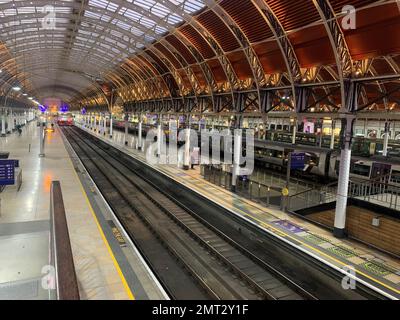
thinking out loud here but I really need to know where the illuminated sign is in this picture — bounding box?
[0,160,16,185]
[39,105,48,113]
[60,103,69,113]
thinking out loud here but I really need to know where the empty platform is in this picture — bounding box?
[0,121,165,300]
[78,122,400,300]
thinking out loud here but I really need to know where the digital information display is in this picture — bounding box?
[0,160,16,186]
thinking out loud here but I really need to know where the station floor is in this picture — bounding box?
[79,122,400,300]
[0,121,166,300]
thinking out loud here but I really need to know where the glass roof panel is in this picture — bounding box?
[0,0,207,100]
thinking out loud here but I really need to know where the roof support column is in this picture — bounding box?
[183,128,191,171]
[98,114,102,134]
[157,120,163,158]
[10,111,15,132]
[330,119,336,150]
[292,119,297,145]
[231,129,242,192]
[1,110,6,137]
[103,115,107,136]
[109,114,113,139]
[124,113,129,146]
[90,114,94,130]
[7,110,12,134]
[138,116,143,151]
[334,129,351,238]
[93,114,97,132]
[382,122,390,157]
[334,81,357,238]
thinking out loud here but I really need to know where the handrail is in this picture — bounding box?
[351,173,392,185]
[288,179,338,199]
[50,181,80,300]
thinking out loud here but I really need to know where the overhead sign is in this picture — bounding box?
[291,152,306,170]
[0,160,16,185]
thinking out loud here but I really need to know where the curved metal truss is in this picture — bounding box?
[0,0,206,102]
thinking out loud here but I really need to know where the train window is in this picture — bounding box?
[276,125,282,130]
[350,163,371,177]
[270,124,276,130]
[262,149,283,158]
[391,170,400,183]
[305,154,319,166]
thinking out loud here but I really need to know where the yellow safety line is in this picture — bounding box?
[204,188,400,296]
[84,126,400,297]
[122,137,399,296]
[68,150,135,300]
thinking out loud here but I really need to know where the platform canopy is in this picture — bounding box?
[0,0,399,114]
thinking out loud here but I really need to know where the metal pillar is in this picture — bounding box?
[124,114,129,146]
[382,122,390,157]
[1,112,6,137]
[109,115,113,138]
[231,130,242,192]
[334,116,355,238]
[39,121,45,157]
[10,112,15,131]
[138,121,142,151]
[7,111,11,134]
[183,128,191,170]
[157,123,162,157]
[291,119,297,144]
[283,152,292,212]
[330,119,336,149]
[98,115,102,133]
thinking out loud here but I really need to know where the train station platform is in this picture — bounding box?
[0,121,166,300]
[78,123,400,300]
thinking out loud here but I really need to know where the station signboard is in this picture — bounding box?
[0,160,16,186]
[291,153,306,170]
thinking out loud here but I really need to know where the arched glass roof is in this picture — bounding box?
[0,0,399,112]
[0,0,206,101]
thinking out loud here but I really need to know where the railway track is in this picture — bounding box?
[63,126,313,300]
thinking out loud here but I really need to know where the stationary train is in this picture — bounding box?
[112,121,400,185]
[251,139,400,184]
[263,130,400,158]
[57,113,74,126]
